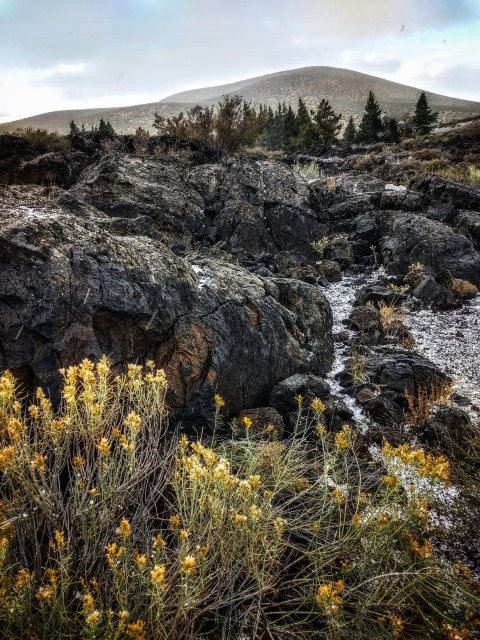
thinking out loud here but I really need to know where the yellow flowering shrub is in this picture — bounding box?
[0,359,477,639]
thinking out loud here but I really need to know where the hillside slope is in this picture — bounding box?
[1,66,479,134]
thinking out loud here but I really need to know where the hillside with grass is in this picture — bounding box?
[1,66,479,134]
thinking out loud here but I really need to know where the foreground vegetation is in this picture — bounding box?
[0,358,478,639]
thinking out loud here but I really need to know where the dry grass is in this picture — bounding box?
[326,176,337,192]
[449,278,479,299]
[348,349,367,384]
[425,163,480,186]
[412,148,442,161]
[0,359,478,640]
[353,154,374,171]
[404,380,453,426]
[292,161,320,180]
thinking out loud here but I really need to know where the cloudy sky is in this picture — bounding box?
[0,0,479,123]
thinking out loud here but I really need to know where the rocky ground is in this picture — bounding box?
[1,129,479,572]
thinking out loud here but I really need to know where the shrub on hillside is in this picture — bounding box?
[0,359,478,639]
[12,127,69,153]
[153,95,264,154]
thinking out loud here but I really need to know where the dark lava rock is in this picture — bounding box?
[420,406,474,453]
[0,186,334,423]
[269,374,331,418]
[454,210,480,250]
[348,305,383,334]
[70,153,329,257]
[355,283,403,306]
[412,275,459,309]
[324,236,354,268]
[17,151,90,188]
[363,392,405,430]
[410,174,480,212]
[363,346,450,402]
[237,406,285,437]
[317,260,342,282]
[378,211,480,286]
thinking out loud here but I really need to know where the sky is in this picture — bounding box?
[0,0,479,123]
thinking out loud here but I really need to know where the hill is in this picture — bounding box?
[1,66,479,134]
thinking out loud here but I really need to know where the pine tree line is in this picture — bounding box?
[259,91,438,151]
[67,91,438,152]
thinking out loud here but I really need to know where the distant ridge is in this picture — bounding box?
[1,66,479,134]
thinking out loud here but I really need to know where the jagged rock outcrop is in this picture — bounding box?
[0,186,333,422]
[69,153,329,256]
[410,174,480,212]
[378,211,480,286]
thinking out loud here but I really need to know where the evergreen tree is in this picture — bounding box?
[412,92,439,135]
[358,91,384,143]
[283,104,299,149]
[311,99,342,147]
[343,116,357,146]
[383,117,400,143]
[297,98,310,130]
[69,120,79,136]
[98,118,116,137]
[294,98,315,151]
[270,104,285,149]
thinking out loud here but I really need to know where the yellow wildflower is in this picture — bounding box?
[127,620,146,640]
[50,529,66,551]
[233,512,248,527]
[150,564,166,586]
[118,609,129,623]
[180,555,197,576]
[242,416,253,430]
[28,405,40,419]
[249,504,262,521]
[36,585,55,604]
[31,453,47,473]
[311,397,325,412]
[97,437,111,457]
[116,518,131,538]
[124,412,142,433]
[7,418,23,440]
[83,592,95,611]
[214,393,225,408]
[0,446,15,470]
[169,514,181,529]
[134,550,148,568]
[334,425,353,450]
[315,580,344,614]
[295,394,304,405]
[72,456,85,469]
[119,434,133,453]
[389,614,404,638]
[332,487,347,504]
[105,542,125,566]
[383,475,400,489]
[15,568,33,590]
[85,610,101,626]
[152,534,166,550]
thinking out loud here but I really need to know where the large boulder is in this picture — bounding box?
[69,154,207,246]
[17,151,90,187]
[410,174,480,212]
[378,211,480,286]
[0,186,333,423]
[70,154,329,257]
[363,346,449,400]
